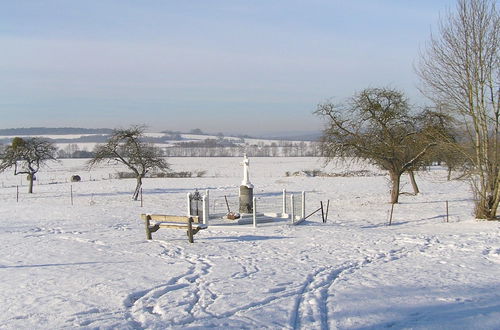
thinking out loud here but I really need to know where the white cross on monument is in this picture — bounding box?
[241,154,254,188]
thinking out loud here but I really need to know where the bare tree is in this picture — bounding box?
[88,126,169,200]
[315,88,446,204]
[417,0,499,219]
[0,137,58,193]
[423,116,471,181]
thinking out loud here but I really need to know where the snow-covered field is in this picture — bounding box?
[1,157,499,329]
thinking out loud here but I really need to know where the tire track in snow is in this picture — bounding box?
[291,245,416,330]
[290,262,359,330]
[183,242,406,328]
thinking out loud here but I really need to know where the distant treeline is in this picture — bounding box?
[54,140,320,158]
[0,127,114,136]
[162,141,320,157]
[0,129,320,158]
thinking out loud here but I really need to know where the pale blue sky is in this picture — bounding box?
[0,0,456,135]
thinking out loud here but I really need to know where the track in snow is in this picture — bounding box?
[124,242,215,328]
[289,242,429,330]
[118,234,436,329]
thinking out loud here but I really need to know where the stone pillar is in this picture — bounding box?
[239,185,254,213]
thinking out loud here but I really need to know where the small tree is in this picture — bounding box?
[88,126,169,200]
[190,128,204,135]
[315,88,447,203]
[422,115,470,181]
[0,137,57,193]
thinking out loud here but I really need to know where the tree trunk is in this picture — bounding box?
[390,171,401,204]
[489,173,500,220]
[447,167,452,181]
[408,170,419,195]
[475,195,494,220]
[133,176,142,201]
[475,182,500,220]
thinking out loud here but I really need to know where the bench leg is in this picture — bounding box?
[187,217,194,243]
[145,215,152,240]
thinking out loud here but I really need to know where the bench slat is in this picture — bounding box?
[158,223,208,230]
[141,214,200,223]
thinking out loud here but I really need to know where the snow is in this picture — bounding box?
[0,157,499,329]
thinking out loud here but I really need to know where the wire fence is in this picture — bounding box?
[207,189,304,216]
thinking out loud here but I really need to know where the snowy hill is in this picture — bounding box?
[0,128,320,158]
[0,157,499,328]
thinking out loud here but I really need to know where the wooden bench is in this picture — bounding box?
[141,214,207,243]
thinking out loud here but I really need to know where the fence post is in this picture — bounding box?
[16,185,19,203]
[203,195,208,225]
[325,200,330,222]
[205,189,210,220]
[187,193,192,216]
[282,189,287,215]
[446,201,449,223]
[71,185,74,206]
[389,203,395,226]
[290,194,295,224]
[253,196,257,228]
[320,201,325,223]
[301,191,305,219]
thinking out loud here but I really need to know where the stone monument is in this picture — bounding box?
[239,154,254,213]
